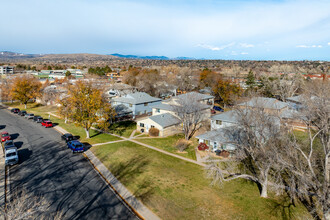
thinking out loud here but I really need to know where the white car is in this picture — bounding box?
[5,147,19,166]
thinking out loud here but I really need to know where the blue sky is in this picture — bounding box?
[1,0,330,60]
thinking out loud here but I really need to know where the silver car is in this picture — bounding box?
[24,113,34,119]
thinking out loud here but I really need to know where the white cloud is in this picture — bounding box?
[296,45,322,48]
[196,43,235,51]
[241,52,249,55]
[328,42,330,46]
[240,43,254,48]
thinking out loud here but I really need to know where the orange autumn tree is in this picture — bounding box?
[213,79,242,108]
[10,75,41,109]
[60,80,115,138]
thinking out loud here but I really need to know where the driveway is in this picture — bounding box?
[0,107,138,220]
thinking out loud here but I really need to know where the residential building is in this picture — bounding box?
[137,92,214,137]
[105,83,136,99]
[238,97,289,115]
[196,127,237,152]
[0,66,14,74]
[197,97,287,153]
[111,92,162,118]
[137,113,181,136]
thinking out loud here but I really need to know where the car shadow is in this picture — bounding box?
[73,136,80,140]
[52,123,59,127]
[18,148,32,164]
[82,142,92,151]
[11,133,20,140]
[15,141,24,149]
[0,125,6,130]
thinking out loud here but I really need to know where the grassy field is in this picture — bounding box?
[4,102,122,145]
[91,141,308,220]
[137,134,197,160]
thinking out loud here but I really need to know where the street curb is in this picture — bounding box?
[52,124,160,220]
[83,153,144,220]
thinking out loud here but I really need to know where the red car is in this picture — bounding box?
[1,132,11,142]
[41,120,53,128]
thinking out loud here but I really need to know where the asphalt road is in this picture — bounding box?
[0,107,138,220]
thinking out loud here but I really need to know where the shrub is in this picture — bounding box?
[197,143,209,151]
[175,139,191,152]
[149,127,159,136]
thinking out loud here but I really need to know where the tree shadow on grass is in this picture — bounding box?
[111,155,155,203]
[267,196,297,220]
[90,131,102,138]
[108,121,136,136]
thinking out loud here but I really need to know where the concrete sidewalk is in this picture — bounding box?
[52,124,160,220]
[84,151,160,220]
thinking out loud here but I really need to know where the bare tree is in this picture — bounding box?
[276,81,330,220]
[206,105,283,198]
[172,93,209,140]
[273,73,304,101]
[1,190,63,220]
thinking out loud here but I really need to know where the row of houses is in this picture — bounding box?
[196,96,305,155]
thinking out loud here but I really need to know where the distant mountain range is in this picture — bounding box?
[110,53,195,60]
[0,51,196,61]
[0,51,42,59]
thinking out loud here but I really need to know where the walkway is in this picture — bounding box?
[52,122,160,220]
[49,112,206,167]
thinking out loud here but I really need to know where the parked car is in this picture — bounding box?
[1,131,11,142]
[67,140,84,153]
[5,147,19,166]
[61,133,74,142]
[41,120,53,128]
[18,110,27,116]
[3,140,16,150]
[36,117,43,123]
[25,113,34,119]
[33,115,43,123]
[213,106,224,112]
[11,108,20,114]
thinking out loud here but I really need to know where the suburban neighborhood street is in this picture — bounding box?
[0,107,138,220]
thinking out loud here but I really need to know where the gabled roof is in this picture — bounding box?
[196,127,238,143]
[211,110,241,124]
[114,104,132,116]
[175,92,214,100]
[152,103,174,111]
[238,97,288,110]
[112,92,162,105]
[148,113,180,128]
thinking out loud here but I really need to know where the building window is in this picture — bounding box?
[151,125,155,128]
[144,103,148,106]
[156,108,160,113]
[216,120,222,125]
[129,104,132,107]
[140,123,144,127]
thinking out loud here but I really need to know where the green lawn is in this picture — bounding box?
[107,121,136,138]
[91,141,308,220]
[4,102,121,145]
[137,134,197,160]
